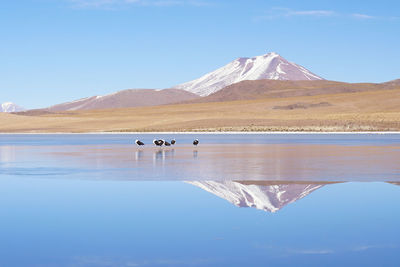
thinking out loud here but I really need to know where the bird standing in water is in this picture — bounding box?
[171,139,176,145]
[193,139,199,146]
[135,139,144,146]
[153,139,162,146]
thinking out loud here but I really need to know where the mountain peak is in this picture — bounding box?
[237,52,280,60]
[173,52,323,96]
[1,102,25,113]
[261,51,280,58]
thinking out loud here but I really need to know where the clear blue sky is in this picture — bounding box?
[1,0,399,109]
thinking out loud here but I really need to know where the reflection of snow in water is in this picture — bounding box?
[187,180,325,212]
[0,146,16,167]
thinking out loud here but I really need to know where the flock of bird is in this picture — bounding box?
[135,138,199,146]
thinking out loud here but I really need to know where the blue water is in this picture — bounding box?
[0,134,400,266]
[1,133,400,146]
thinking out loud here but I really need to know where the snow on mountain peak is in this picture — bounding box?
[1,102,25,113]
[173,52,323,96]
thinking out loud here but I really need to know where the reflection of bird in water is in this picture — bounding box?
[153,149,175,164]
[193,139,199,146]
[135,149,144,161]
[135,139,144,146]
[171,139,176,145]
[164,149,175,158]
[193,150,198,158]
[155,149,163,160]
[164,141,171,146]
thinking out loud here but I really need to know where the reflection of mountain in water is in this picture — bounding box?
[187,181,334,212]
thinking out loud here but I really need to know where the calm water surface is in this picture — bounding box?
[0,134,399,266]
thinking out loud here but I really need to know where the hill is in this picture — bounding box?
[186,80,400,103]
[46,89,200,112]
[2,87,400,132]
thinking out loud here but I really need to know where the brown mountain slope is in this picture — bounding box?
[2,88,400,132]
[47,89,200,112]
[185,80,399,103]
[384,79,400,86]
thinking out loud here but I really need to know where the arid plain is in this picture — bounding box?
[1,83,400,133]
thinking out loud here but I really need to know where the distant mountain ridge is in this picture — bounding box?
[24,78,400,113]
[13,52,400,112]
[173,52,323,96]
[1,102,25,112]
[46,89,199,112]
[41,52,323,112]
[184,79,400,104]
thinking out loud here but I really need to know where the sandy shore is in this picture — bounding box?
[1,131,399,135]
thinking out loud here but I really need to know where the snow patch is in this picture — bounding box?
[1,102,25,112]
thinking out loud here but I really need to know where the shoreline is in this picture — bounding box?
[1,131,400,135]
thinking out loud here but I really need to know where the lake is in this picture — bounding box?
[0,133,400,266]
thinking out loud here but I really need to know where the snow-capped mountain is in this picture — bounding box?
[173,52,324,96]
[187,181,325,212]
[1,102,25,112]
